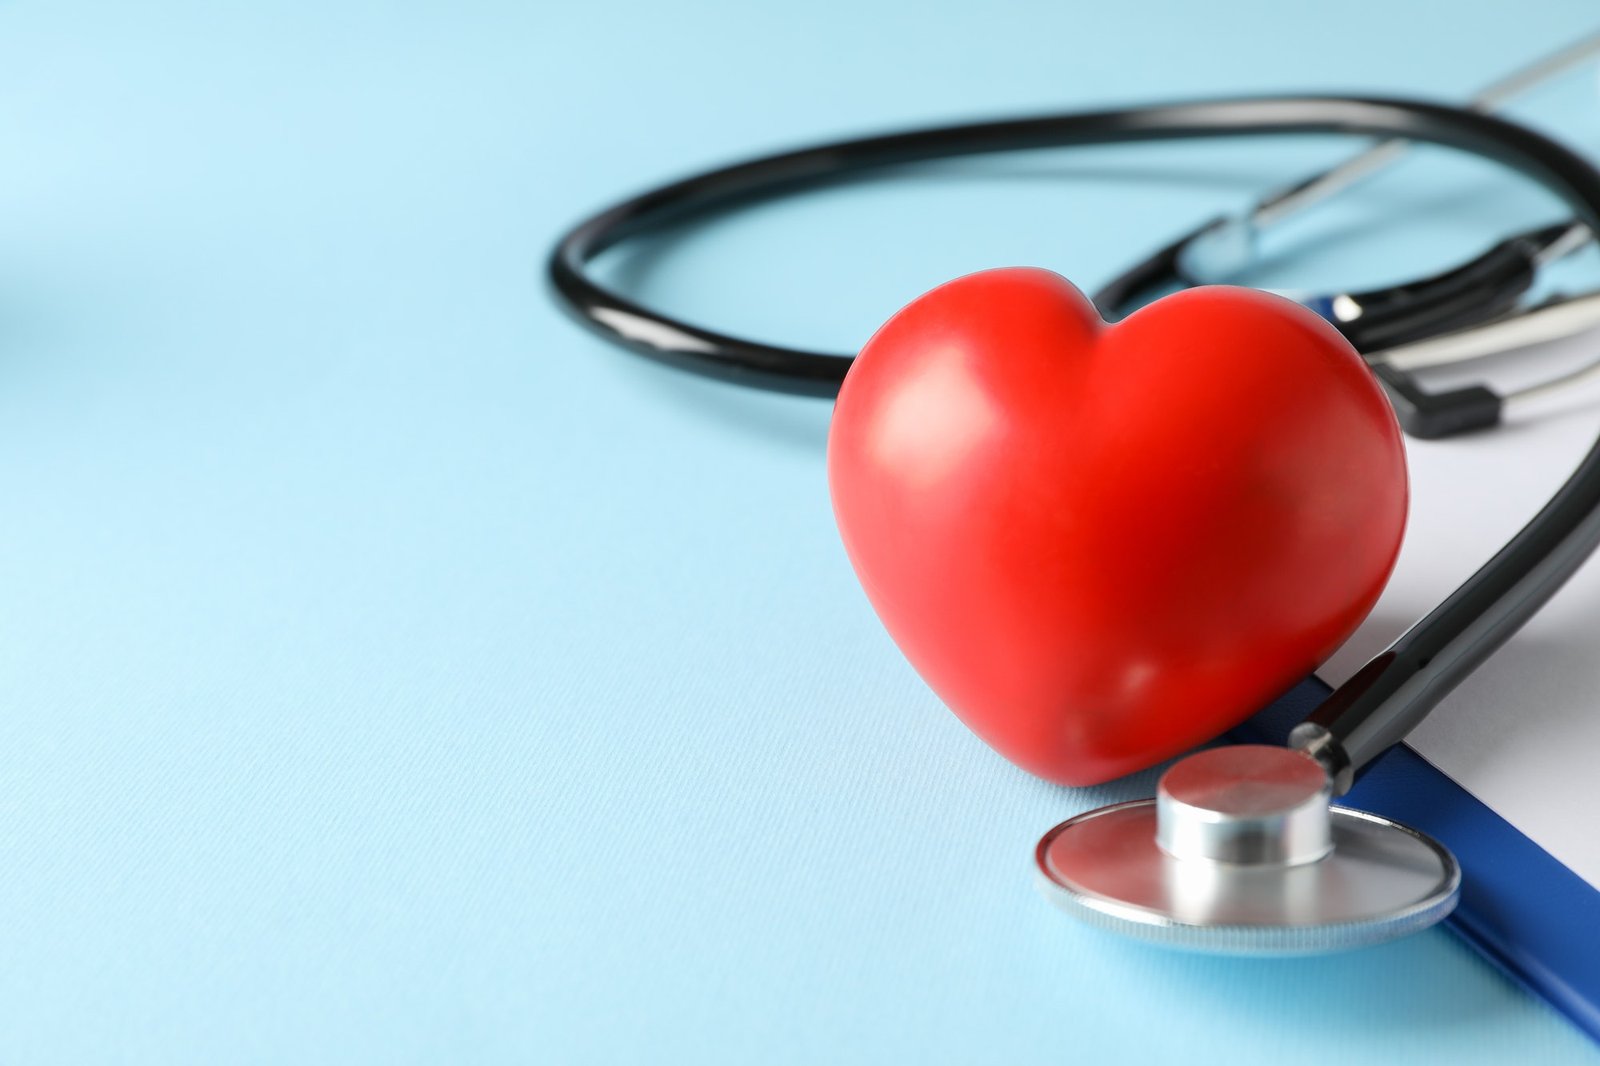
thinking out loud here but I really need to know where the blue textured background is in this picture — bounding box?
[2,1,1599,1061]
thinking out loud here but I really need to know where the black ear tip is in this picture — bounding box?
[1371,364,1503,440]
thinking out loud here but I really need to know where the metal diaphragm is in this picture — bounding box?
[1035,746,1461,954]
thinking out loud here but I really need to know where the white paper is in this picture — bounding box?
[1317,324,1600,891]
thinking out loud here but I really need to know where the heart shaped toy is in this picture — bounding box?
[828,268,1407,786]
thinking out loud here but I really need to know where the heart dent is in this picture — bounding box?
[828,267,1407,787]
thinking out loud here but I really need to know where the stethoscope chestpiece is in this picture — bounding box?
[1035,745,1460,955]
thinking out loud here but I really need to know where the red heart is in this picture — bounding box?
[828,268,1406,786]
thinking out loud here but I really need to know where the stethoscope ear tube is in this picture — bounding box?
[550,96,1600,783]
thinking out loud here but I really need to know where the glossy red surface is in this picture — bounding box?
[828,268,1407,786]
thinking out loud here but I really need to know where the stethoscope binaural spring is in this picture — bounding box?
[549,94,1600,952]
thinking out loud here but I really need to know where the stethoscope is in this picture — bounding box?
[549,86,1600,953]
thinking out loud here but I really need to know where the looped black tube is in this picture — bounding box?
[549,96,1600,788]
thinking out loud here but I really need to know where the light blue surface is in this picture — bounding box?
[3,1,1600,1061]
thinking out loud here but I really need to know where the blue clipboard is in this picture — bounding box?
[1238,679,1600,1044]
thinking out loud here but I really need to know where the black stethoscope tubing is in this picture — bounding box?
[549,96,1600,792]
